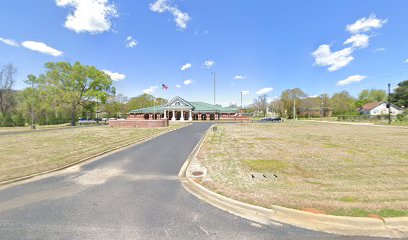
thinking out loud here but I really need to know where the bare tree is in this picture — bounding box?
[0,63,17,115]
[253,94,268,116]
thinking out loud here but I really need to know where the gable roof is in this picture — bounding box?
[359,101,403,111]
[360,101,384,111]
[164,96,193,109]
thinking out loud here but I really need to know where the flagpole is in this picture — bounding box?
[153,97,156,119]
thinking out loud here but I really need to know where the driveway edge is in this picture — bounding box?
[1,124,187,187]
[181,124,408,238]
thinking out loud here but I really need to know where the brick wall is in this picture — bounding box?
[109,119,169,128]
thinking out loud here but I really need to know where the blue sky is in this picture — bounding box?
[1,0,408,106]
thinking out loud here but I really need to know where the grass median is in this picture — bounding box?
[197,121,408,217]
[0,123,187,182]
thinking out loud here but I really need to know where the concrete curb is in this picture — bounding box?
[180,124,408,238]
[0,125,187,187]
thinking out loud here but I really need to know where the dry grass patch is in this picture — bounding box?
[0,123,186,182]
[197,121,408,217]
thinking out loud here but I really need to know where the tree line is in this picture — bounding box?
[248,83,407,118]
[0,62,166,127]
[1,61,407,126]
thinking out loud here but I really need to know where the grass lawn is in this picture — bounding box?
[197,121,408,217]
[0,123,186,182]
[0,123,74,132]
[301,117,408,126]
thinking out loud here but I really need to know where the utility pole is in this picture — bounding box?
[293,98,296,120]
[240,91,243,123]
[212,72,217,121]
[388,83,391,125]
[30,79,35,130]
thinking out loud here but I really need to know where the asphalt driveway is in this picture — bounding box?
[0,123,387,239]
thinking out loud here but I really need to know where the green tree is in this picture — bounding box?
[38,62,115,126]
[390,80,408,107]
[356,89,386,107]
[279,88,308,118]
[331,91,356,115]
[127,93,156,110]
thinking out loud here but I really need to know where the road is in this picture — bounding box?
[0,123,386,239]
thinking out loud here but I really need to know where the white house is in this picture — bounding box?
[358,101,404,115]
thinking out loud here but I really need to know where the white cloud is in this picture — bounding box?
[103,70,126,81]
[312,44,354,72]
[404,59,408,64]
[204,60,215,69]
[21,41,63,57]
[183,79,193,85]
[56,0,118,34]
[241,90,250,95]
[176,84,181,88]
[229,83,235,87]
[125,36,138,48]
[181,63,192,71]
[150,0,190,30]
[234,75,247,80]
[344,34,370,48]
[256,87,273,95]
[336,75,367,86]
[143,85,158,94]
[0,37,19,47]
[374,47,386,52]
[346,15,387,34]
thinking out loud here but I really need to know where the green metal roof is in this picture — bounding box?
[129,100,238,114]
[189,102,237,113]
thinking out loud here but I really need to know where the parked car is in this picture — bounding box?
[78,119,97,125]
[259,117,283,122]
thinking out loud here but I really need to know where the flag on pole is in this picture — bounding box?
[162,83,168,90]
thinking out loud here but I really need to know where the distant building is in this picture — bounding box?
[128,96,243,121]
[357,101,404,115]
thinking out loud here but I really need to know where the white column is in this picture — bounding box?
[180,110,185,121]
[188,110,192,121]
[171,110,176,121]
[163,110,167,119]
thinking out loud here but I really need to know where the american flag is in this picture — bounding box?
[162,83,168,90]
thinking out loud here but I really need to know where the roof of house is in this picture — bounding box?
[360,101,384,111]
[129,97,238,114]
[359,101,403,111]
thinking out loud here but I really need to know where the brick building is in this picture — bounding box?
[128,96,241,121]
